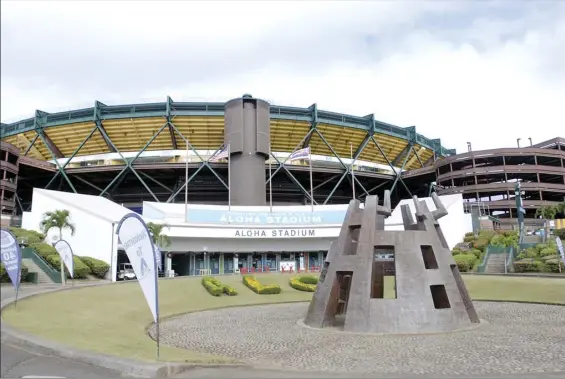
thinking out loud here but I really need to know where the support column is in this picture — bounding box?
[234,254,239,274]
[225,94,270,206]
[220,253,224,275]
[166,254,172,276]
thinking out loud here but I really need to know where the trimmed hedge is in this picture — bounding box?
[513,258,565,273]
[289,275,319,292]
[242,275,281,294]
[46,255,90,279]
[453,253,476,272]
[79,256,110,279]
[29,242,58,262]
[545,259,565,273]
[8,227,46,245]
[513,259,546,273]
[0,263,29,283]
[201,276,238,296]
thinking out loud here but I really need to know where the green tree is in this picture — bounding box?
[146,222,171,249]
[555,201,565,218]
[39,209,75,284]
[535,205,557,220]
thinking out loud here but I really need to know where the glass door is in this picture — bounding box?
[224,253,234,274]
[210,253,220,275]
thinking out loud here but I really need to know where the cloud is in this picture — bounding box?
[1,0,563,152]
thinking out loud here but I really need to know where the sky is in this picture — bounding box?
[1,0,564,152]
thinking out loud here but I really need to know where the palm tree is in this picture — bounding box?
[146,222,171,249]
[39,209,75,285]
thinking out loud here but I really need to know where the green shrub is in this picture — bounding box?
[8,227,46,245]
[453,253,476,272]
[201,276,237,296]
[451,248,463,256]
[545,259,565,273]
[0,263,28,283]
[464,232,475,237]
[554,228,565,239]
[289,275,319,292]
[79,256,110,278]
[46,255,90,279]
[469,249,482,259]
[473,238,489,251]
[463,235,475,243]
[243,275,281,294]
[540,247,558,257]
[478,230,496,241]
[513,259,546,273]
[29,242,58,263]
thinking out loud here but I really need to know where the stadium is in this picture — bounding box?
[1,94,563,278]
[1,95,457,213]
[1,95,563,221]
[1,95,564,219]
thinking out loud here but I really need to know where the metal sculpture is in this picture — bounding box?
[304,191,480,334]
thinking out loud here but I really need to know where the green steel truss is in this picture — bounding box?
[1,97,454,209]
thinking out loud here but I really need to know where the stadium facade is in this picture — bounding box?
[1,95,563,222]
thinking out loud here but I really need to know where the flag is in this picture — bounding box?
[209,146,229,162]
[288,147,311,162]
[116,213,159,323]
[54,239,74,278]
[0,228,22,291]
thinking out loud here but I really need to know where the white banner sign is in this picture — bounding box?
[116,213,159,323]
[54,240,74,278]
[556,237,565,266]
[0,228,22,290]
[280,260,296,272]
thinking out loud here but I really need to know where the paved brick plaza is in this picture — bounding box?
[158,302,565,376]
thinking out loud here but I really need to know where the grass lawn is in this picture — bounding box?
[2,274,564,364]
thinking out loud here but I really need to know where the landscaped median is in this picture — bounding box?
[1,274,564,366]
[201,276,237,296]
[289,275,319,292]
[242,274,282,294]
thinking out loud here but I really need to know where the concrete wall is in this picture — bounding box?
[21,188,128,280]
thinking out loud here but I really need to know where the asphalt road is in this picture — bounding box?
[0,342,124,378]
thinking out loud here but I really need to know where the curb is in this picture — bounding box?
[0,283,245,378]
[461,272,565,279]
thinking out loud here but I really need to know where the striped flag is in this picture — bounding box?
[209,146,229,162]
[288,147,310,162]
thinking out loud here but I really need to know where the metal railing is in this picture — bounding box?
[21,247,62,284]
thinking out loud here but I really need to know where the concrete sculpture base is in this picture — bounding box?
[304,191,480,334]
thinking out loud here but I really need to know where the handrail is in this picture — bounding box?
[21,247,62,284]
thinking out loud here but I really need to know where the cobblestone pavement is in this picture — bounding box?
[157,302,565,376]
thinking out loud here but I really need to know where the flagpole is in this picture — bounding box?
[184,142,189,221]
[350,143,356,199]
[309,148,314,212]
[228,142,231,212]
[156,317,160,359]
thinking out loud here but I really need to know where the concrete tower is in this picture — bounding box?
[224,94,270,206]
[304,191,480,334]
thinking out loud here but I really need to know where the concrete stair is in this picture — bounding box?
[22,258,56,284]
[485,254,507,274]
